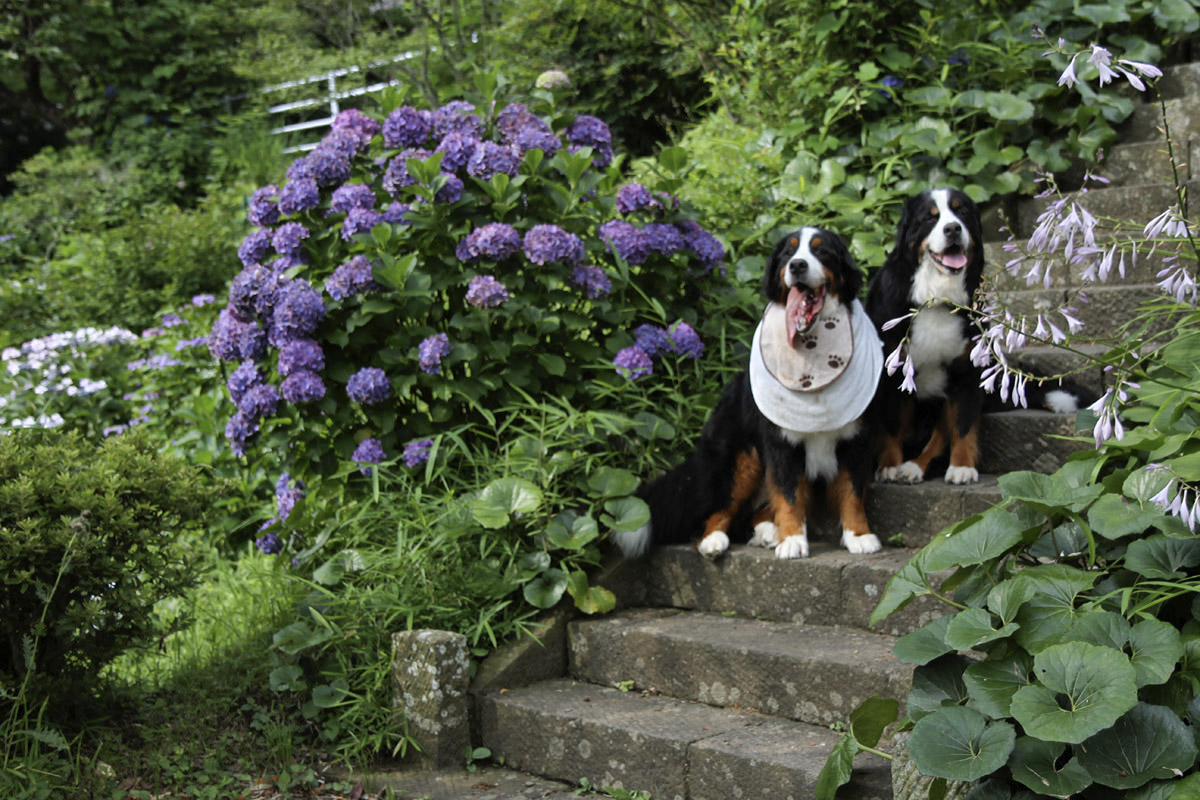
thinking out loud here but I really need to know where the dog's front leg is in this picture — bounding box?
[766,473,809,559]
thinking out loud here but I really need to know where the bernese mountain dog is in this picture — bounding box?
[616,227,884,560]
[866,187,1093,485]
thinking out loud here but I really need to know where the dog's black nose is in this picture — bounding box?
[943,221,962,239]
[790,258,808,276]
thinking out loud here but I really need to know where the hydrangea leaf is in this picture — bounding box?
[943,607,1020,651]
[893,614,954,665]
[922,509,1024,572]
[523,568,568,609]
[907,706,1016,781]
[1009,642,1137,743]
[963,651,1034,719]
[907,655,970,722]
[1077,703,1198,790]
[1128,619,1184,687]
[1124,535,1200,579]
[471,477,544,529]
[1007,736,1093,798]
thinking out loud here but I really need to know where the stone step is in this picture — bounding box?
[1157,62,1200,100]
[1007,343,1109,397]
[357,764,610,799]
[645,541,954,637]
[568,608,912,729]
[478,677,893,800]
[997,282,1173,338]
[1118,94,1200,145]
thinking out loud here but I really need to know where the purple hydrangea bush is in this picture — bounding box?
[208,87,728,555]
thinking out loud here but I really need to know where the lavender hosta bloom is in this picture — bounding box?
[460,222,523,262]
[325,255,381,301]
[616,183,658,215]
[418,333,452,374]
[382,148,433,197]
[432,100,483,139]
[434,131,479,172]
[598,220,649,265]
[346,366,392,405]
[643,223,685,256]
[227,361,264,406]
[224,410,259,457]
[331,108,381,148]
[280,370,326,403]
[277,338,325,376]
[329,183,377,214]
[403,438,433,467]
[238,228,272,267]
[272,222,310,256]
[270,279,325,343]
[341,208,384,241]
[239,383,280,421]
[248,185,281,227]
[668,321,704,359]
[633,324,671,358]
[434,173,464,204]
[383,106,433,148]
[1157,262,1198,305]
[524,224,585,265]
[465,275,510,308]
[613,346,653,381]
[467,141,521,180]
[353,437,387,475]
[570,265,611,299]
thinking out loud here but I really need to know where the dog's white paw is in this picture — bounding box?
[843,529,882,554]
[748,521,779,548]
[875,465,900,482]
[944,466,979,484]
[894,461,926,484]
[698,530,730,557]
[774,533,809,559]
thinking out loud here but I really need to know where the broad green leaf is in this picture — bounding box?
[311,680,351,709]
[1089,493,1167,539]
[536,353,566,376]
[1129,619,1185,687]
[659,145,687,173]
[983,91,1035,123]
[1168,773,1200,800]
[1129,780,1184,800]
[1123,466,1175,505]
[814,732,858,800]
[545,513,599,550]
[986,578,1035,625]
[1076,3,1131,25]
[269,665,306,692]
[923,510,1025,572]
[963,652,1033,719]
[1009,642,1137,743]
[312,549,366,586]
[471,477,544,529]
[907,706,1016,781]
[565,570,616,615]
[1077,703,1198,790]
[1062,610,1129,651]
[944,607,1019,651]
[1125,535,1200,578]
[523,568,568,609]
[1012,564,1098,653]
[601,496,650,533]
[849,696,900,748]
[907,655,970,722]
[272,621,331,656]
[1008,736,1093,798]
[869,553,937,627]
[588,467,638,499]
[894,615,955,665]
[999,470,1104,514]
[632,411,675,440]
[1028,521,1089,559]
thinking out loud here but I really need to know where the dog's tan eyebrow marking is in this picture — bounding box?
[929,205,939,216]
[811,236,822,248]
[789,236,798,248]
[951,198,961,208]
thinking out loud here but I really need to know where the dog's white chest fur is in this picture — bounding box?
[907,258,970,399]
[778,419,861,481]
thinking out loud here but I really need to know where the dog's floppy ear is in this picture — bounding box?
[763,231,798,302]
[820,228,863,304]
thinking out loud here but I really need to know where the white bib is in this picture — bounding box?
[749,299,883,433]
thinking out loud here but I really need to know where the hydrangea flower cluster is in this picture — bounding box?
[465,275,510,308]
[352,437,386,475]
[612,321,704,380]
[346,367,392,405]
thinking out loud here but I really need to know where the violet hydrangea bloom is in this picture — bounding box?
[513,126,560,157]
[329,183,377,214]
[616,183,657,215]
[236,322,268,362]
[403,438,434,467]
[225,411,259,457]
[418,333,452,374]
[256,531,283,555]
[524,224,585,265]
[633,324,671,358]
[432,100,483,139]
[286,156,313,181]
[346,366,392,405]
[229,264,278,322]
[467,141,521,180]
[353,437,386,475]
[270,279,325,343]
[598,220,649,265]
[565,115,613,167]
[238,228,272,267]
[227,361,264,405]
[248,185,281,227]
[668,321,704,359]
[466,275,510,308]
[613,346,653,381]
[435,173,464,204]
[239,383,280,421]
[306,141,353,186]
[434,131,479,172]
[272,222,310,256]
[331,108,381,148]
[570,265,612,299]
[677,221,725,271]
[383,106,433,148]
[643,222,685,256]
[496,103,541,141]
[382,201,412,224]
[278,178,320,216]
[325,255,380,301]
[382,148,433,196]
[459,222,523,263]
[341,208,384,241]
[277,338,325,376]
[209,309,257,362]
[280,370,326,403]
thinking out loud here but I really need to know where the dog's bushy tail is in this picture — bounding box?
[985,371,1100,414]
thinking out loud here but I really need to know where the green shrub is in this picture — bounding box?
[0,429,228,696]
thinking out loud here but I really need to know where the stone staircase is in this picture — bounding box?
[374,61,1199,800]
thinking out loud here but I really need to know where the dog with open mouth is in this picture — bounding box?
[615,227,884,560]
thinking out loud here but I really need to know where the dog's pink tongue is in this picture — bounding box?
[941,252,968,269]
[785,286,809,348]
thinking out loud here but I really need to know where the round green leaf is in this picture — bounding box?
[944,607,1020,651]
[1012,565,1099,654]
[986,577,1036,625]
[894,615,955,665]
[907,706,1016,781]
[311,679,351,709]
[908,655,970,722]
[601,496,650,533]
[1008,736,1092,798]
[923,510,1025,572]
[1092,493,1166,539]
[963,652,1033,719]
[1009,642,1138,743]
[472,477,544,529]
[849,696,900,749]
[1128,619,1184,687]
[523,568,568,609]
[1124,535,1200,579]
[588,467,639,499]
[1077,703,1198,789]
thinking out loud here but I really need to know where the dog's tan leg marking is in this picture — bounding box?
[946,403,980,484]
[767,474,809,558]
[699,449,762,552]
[829,469,882,554]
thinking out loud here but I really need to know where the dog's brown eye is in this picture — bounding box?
[789,237,798,248]
[811,236,822,248]
[929,206,939,216]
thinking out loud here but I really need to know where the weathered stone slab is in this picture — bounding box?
[568,609,912,727]
[393,629,472,769]
[980,409,1090,475]
[867,478,1001,548]
[839,549,955,637]
[1118,97,1200,146]
[1014,180,1198,238]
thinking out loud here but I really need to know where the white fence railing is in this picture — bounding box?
[263,52,416,153]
